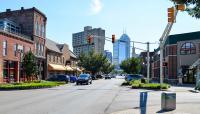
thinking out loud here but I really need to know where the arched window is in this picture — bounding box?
[180,42,196,55]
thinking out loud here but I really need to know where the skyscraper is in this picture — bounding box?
[113,34,130,69]
[72,26,105,56]
[104,50,112,63]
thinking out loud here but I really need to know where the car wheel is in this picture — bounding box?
[90,81,92,84]
[76,82,79,85]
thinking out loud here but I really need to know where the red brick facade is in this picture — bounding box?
[0,7,47,81]
[0,32,34,83]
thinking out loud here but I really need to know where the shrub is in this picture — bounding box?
[141,78,146,83]
[130,79,170,90]
[131,84,140,89]
[121,81,130,86]
[0,81,66,90]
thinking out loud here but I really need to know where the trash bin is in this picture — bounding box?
[161,92,176,111]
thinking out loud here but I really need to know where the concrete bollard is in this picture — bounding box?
[161,92,176,111]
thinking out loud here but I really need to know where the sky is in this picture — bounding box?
[1,0,199,54]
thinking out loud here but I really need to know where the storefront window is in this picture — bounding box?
[180,42,196,55]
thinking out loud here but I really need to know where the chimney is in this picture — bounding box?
[21,7,24,10]
[6,9,11,12]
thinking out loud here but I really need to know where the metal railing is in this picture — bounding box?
[0,27,32,41]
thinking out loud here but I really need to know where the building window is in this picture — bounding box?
[180,42,196,55]
[14,44,18,56]
[3,40,7,56]
[49,55,51,62]
[41,44,44,56]
[53,56,55,62]
[60,57,62,63]
[63,57,65,64]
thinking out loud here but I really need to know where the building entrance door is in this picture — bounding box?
[182,66,195,84]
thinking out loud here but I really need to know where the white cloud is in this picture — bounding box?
[90,0,103,15]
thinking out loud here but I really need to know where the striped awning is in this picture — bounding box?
[72,67,82,72]
[65,65,74,71]
[48,64,66,71]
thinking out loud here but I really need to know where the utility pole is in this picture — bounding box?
[147,42,150,83]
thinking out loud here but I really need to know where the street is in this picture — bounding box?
[1,78,200,114]
[0,78,133,114]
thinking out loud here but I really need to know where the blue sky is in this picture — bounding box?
[1,0,199,54]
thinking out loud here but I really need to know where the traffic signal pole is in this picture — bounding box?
[159,6,179,87]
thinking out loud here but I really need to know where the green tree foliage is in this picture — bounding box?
[78,51,114,75]
[170,0,200,18]
[120,57,141,74]
[23,51,38,80]
[101,60,115,74]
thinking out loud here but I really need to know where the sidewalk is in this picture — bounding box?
[110,86,200,114]
[111,103,200,114]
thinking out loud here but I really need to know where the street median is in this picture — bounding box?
[121,80,170,90]
[0,80,66,90]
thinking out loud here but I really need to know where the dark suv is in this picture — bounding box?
[47,74,70,83]
[76,74,92,85]
[125,74,144,82]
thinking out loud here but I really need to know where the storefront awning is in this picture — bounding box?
[48,64,66,71]
[65,65,74,71]
[72,67,82,72]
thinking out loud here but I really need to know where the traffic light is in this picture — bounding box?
[168,7,175,23]
[176,4,185,11]
[112,34,115,43]
[163,62,168,67]
[87,35,92,44]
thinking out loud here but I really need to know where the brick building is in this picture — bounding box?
[45,38,73,78]
[139,51,154,78]
[152,31,200,84]
[0,7,47,83]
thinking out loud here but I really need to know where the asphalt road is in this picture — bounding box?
[1,78,200,114]
[0,78,139,114]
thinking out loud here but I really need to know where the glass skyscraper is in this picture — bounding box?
[113,34,130,70]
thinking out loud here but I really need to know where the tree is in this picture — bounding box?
[170,0,200,18]
[78,51,108,75]
[23,51,38,81]
[101,60,115,74]
[120,57,141,74]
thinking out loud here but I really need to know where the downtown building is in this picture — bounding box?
[45,38,80,79]
[152,31,200,84]
[113,34,130,70]
[104,50,112,63]
[72,26,105,56]
[0,7,46,83]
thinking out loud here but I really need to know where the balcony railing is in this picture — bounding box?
[0,27,32,42]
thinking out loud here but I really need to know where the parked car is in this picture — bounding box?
[125,74,144,82]
[96,74,103,79]
[91,75,97,80]
[47,74,70,83]
[76,74,92,85]
[69,75,77,83]
[111,74,116,78]
[105,75,111,79]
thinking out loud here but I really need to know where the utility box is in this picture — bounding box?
[161,92,176,111]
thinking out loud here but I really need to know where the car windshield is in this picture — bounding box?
[79,74,88,78]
